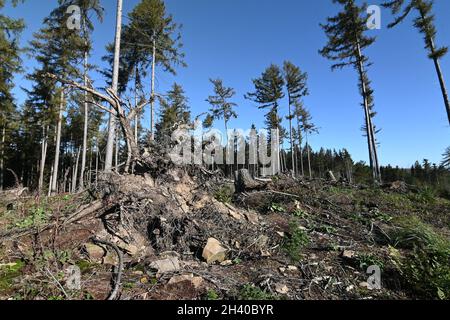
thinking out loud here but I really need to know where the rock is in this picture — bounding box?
[255,235,269,249]
[84,243,105,263]
[276,232,285,238]
[244,211,259,225]
[149,257,180,274]
[342,250,356,259]
[287,266,298,271]
[202,238,228,264]
[220,260,233,266]
[275,283,289,294]
[168,274,204,289]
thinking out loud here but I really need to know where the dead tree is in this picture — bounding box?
[45,73,152,173]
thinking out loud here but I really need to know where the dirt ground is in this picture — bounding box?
[0,168,449,300]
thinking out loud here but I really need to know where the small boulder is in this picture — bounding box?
[150,257,180,274]
[168,274,204,289]
[202,238,227,264]
[84,243,105,263]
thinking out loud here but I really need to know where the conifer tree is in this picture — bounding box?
[245,64,285,173]
[155,83,190,144]
[0,0,24,190]
[383,0,450,125]
[206,79,238,140]
[111,0,186,141]
[283,61,308,175]
[320,0,381,183]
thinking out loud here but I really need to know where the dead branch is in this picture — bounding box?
[91,237,123,301]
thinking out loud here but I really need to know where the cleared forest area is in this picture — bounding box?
[0,0,449,301]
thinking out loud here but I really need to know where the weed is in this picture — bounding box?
[283,221,310,262]
[206,289,219,300]
[214,185,234,204]
[268,203,285,213]
[238,284,277,300]
[388,216,450,300]
[357,253,384,271]
[0,260,25,293]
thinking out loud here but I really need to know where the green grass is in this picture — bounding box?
[389,216,450,300]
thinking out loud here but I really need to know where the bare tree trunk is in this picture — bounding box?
[416,8,450,125]
[150,35,156,141]
[38,125,49,193]
[356,41,379,183]
[79,49,89,190]
[51,89,65,194]
[115,125,119,172]
[105,0,123,172]
[306,133,312,179]
[72,148,80,193]
[288,96,295,176]
[0,126,5,191]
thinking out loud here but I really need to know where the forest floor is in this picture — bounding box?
[0,167,449,300]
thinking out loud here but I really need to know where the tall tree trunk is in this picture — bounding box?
[38,125,48,193]
[150,35,156,141]
[72,148,80,193]
[288,96,295,176]
[431,50,450,125]
[105,0,123,172]
[417,7,450,125]
[306,132,312,179]
[115,125,119,172]
[296,115,305,176]
[51,89,65,194]
[0,126,5,191]
[79,49,89,190]
[356,41,379,183]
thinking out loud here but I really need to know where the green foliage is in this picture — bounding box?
[292,208,308,218]
[283,221,310,261]
[214,185,234,204]
[238,284,277,300]
[15,206,48,229]
[0,260,25,292]
[268,203,285,213]
[408,187,437,204]
[357,253,384,271]
[206,289,219,300]
[389,217,450,300]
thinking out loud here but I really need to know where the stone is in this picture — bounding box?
[287,266,298,271]
[342,250,356,259]
[202,238,227,264]
[168,274,204,289]
[220,260,233,266]
[84,243,105,263]
[149,257,180,274]
[256,235,269,249]
[275,283,289,294]
[244,211,259,225]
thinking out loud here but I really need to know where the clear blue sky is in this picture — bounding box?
[4,0,450,168]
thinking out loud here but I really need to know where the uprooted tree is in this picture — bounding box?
[45,73,153,173]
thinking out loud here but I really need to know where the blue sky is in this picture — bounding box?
[4,0,450,168]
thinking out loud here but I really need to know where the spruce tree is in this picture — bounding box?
[245,64,285,173]
[111,0,186,141]
[283,61,309,175]
[320,0,381,183]
[0,0,24,190]
[206,78,238,140]
[155,83,190,144]
[383,0,450,125]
